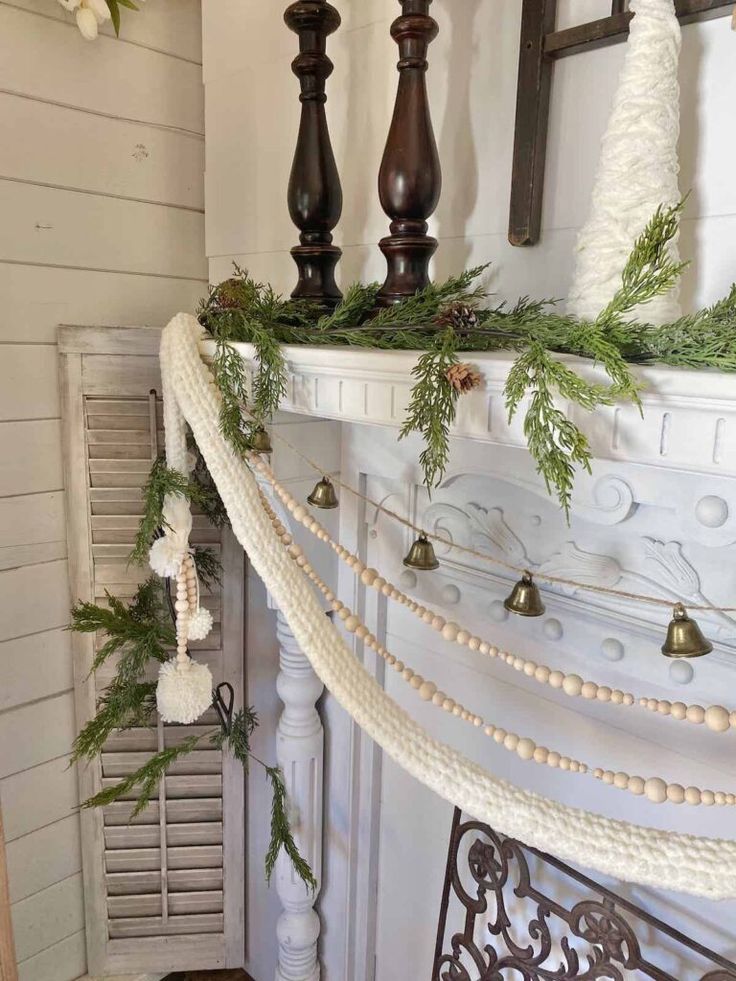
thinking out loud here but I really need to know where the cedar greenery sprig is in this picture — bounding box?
[81,736,202,818]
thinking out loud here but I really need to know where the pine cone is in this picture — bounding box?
[445,362,482,394]
[211,277,246,310]
[436,303,479,332]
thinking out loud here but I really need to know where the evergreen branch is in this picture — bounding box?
[264,765,317,892]
[71,680,157,763]
[81,735,203,817]
[212,337,253,458]
[130,457,193,566]
[210,707,258,765]
[193,547,223,590]
[399,329,460,490]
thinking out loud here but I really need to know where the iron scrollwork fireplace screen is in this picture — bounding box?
[433,809,736,980]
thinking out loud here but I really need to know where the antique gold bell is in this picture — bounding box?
[403,533,439,571]
[504,571,545,617]
[307,476,339,509]
[251,426,272,454]
[661,603,713,658]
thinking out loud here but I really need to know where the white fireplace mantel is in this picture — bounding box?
[200,340,736,479]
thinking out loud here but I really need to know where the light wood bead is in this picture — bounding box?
[355,625,369,640]
[503,733,519,752]
[596,686,612,703]
[562,674,583,697]
[452,705,463,717]
[432,615,446,631]
[656,700,671,715]
[282,533,293,545]
[622,694,634,707]
[177,643,188,654]
[331,600,344,612]
[468,636,481,652]
[665,783,685,804]
[288,544,303,559]
[422,610,434,624]
[513,657,525,672]
[547,752,561,768]
[479,642,490,655]
[473,716,483,727]
[613,772,628,789]
[353,561,366,576]
[644,778,668,804]
[535,666,551,684]
[602,771,615,785]
[594,768,604,780]
[344,615,360,633]
[731,712,736,729]
[484,725,495,737]
[570,761,580,773]
[293,505,307,522]
[701,790,716,806]
[409,675,424,690]
[431,690,445,706]
[386,655,396,666]
[686,705,705,725]
[337,546,349,559]
[628,776,645,796]
[559,757,571,771]
[715,792,727,806]
[705,705,730,733]
[671,701,687,721]
[456,629,471,646]
[402,668,414,682]
[175,599,189,613]
[549,671,564,689]
[338,609,350,622]
[381,583,393,597]
[504,653,515,665]
[373,577,387,591]
[442,698,455,712]
[441,622,459,642]
[611,690,624,705]
[523,661,537,678]
[393,661,405,673]
[517,738,535,761]
[581,682,598,700]
[533,746,549,764]
[419,681,437,700]
[461,709,470,721]
[488,646,499,658]
[493,729,506,744]
[579,764,588,775]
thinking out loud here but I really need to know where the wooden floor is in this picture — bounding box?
[165,971,254,981]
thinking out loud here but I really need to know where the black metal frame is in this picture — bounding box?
[433,808,736,980]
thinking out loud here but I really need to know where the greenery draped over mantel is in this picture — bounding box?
[199,204,736,517]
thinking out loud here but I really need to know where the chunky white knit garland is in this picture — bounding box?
[159,313,736,900]
[567,0,682,324]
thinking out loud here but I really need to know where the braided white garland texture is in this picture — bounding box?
[159,313,736,900]
[567,0,682,325]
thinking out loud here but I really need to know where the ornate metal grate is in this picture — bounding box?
[433,809,736,981]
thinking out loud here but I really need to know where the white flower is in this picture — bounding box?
[57,0,111,41]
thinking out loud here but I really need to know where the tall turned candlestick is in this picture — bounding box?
[285,0,343,308]
[377,0,442,306]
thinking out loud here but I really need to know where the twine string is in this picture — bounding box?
[259,422,736,614]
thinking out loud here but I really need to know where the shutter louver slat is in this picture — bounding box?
[61,331,244,973]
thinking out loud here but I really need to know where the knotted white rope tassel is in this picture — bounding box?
[567,0,683,325]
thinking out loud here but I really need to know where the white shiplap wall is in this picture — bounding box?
[0,4,205,979]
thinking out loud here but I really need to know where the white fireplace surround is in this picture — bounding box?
[203,338,736,979]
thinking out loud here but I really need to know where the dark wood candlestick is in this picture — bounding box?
[285,0,343,307]
[376,0,442,306]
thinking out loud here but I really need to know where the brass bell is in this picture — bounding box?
[661,603,713,659]
[307,476,339,509]
[504,571,545,618]
[403,533,439,571]
[251,426,272,454]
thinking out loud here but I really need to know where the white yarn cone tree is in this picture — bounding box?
[567,0,683,325]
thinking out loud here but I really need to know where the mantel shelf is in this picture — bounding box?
[199,339,736,479]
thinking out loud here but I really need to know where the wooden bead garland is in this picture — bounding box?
[253,457,736,736]
[257,484,735,808]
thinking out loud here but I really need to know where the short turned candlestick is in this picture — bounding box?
[285,0,343,308]
[376,0,442,306]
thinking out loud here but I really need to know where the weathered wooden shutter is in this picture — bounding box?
[59,326,244,976]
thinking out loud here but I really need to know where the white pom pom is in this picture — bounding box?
[149,535,186,578]
[156,657,213,724]
[188,607,214,642]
